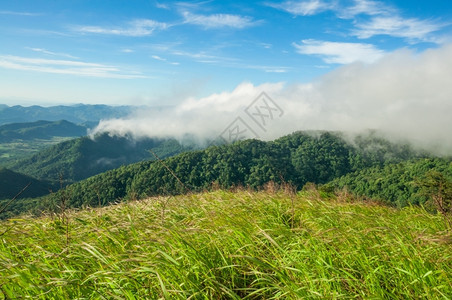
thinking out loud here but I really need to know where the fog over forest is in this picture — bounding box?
[91,44,452,154]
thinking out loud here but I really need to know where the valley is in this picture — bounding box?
[0,105,451,299]
[2,0,452,297]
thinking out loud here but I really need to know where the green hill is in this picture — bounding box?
[8,134,196,183]
[0,120,87,142]
[325,158,452,207]
[0,168,52,200]
[1,189,451,298]
[26,131,425,216]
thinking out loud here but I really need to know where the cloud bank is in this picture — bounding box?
[91,44,452,154]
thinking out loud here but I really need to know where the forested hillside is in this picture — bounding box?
[0,168,52,200]
[16,131,426,217]
[0,120,87,142]
[8,134,196,183]
[325,158,452,207]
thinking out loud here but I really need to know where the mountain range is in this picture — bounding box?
[0,120,88,142]
[0,104,134,125]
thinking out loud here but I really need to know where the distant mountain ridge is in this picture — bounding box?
[0,104,134,125]
[0,120,87,142]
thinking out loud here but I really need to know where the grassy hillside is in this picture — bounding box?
[1,189,451,298]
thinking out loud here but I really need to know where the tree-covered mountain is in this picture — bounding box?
[324,158,452,207]
[0,104,135,125]
[0,120,87,142]
[7,134,197,183]
[0,168,52,200]
[26,131,426,216]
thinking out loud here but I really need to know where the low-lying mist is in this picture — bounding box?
[90,43,452,155]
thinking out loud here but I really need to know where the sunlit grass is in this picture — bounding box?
[1,189,451,299]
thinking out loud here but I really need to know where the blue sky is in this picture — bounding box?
[1,0,451,106]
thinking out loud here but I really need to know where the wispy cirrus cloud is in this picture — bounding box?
[270,0,445,43]
[347,1,445,42]
[246,65,290,73]
[171,49,235,64]
[267,0,334,16]
[181,11,258,29]
[27,47,79,59]
[0,55,146,79]
[293,39,385,64]
[0,10,41,16]
[75,19,168,37]
[352,16,444,41]
[338,0,395,18]
[155,2,170,10]
[151,55,180,65]
[169,47,288,71]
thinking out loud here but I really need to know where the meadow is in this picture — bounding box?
[1,188,451,299]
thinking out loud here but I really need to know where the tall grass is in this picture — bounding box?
[1,189,451,299]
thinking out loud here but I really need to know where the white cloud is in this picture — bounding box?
[293,39,385,64]
[352,16,444,41]
[265,68,288,73]
[339,0,394,18]
[91,81,284,141]
[0,55,146,79]
[151,55,179,65]
[182,11,257,29]
[152,55,166,61]
[27,47,79,59]
[245,64,290,73]
[155,2,170,9]
[267,0,333,16]
[171,49,234,64]
[92,44,452,154]
[75,19,168,36]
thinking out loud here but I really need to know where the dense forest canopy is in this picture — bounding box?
[326,158,452,207]
[2,129,450,220]
[6,134,196,183]
[2,130,440,219]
